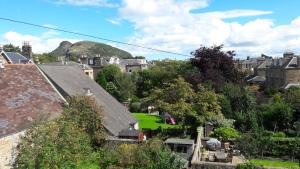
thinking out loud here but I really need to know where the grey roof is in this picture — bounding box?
[5,52,29,64]
[247,76,265,82]
[119,128,140,137]
[38,62,137,136]
[165,138,194,145]
[257,59,272,69]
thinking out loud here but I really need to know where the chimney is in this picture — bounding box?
[0,44,3,53]
[22,41,32,59]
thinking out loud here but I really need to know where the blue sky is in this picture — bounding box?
[0,0,300,60]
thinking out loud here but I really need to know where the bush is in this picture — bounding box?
[210,127,240,141]
[130,102,142,112]
[237,162,257,169]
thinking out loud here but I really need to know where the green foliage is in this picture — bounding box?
[250,159,299,168]
[210,127,240,141]
[148,77,195,125]
[272,132,286,138]
[237,162,257,169]
[51,40,133,59]
[258,102,293,131]
[14,120,93,169]
[130,102,141,112]
[115,73,136,102]
[34,53,57,63]
[95,71,107,88]
[64,96,106,146]
[13,96,106,168]
[102,64,122,82]
[99,139,186,169]
[3,43,21,52]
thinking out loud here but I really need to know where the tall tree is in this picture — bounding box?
[3,44,21,53]
[191,45,241,86]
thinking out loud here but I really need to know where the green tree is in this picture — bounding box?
[95,71,108,89]
[3,43,21,52]
[259,102,293,132]
[192,88,223,125]
[148,77,195,125]
[13,96,106,168]
[102,64,122,82]
[115,73,136,102]
[210,127,240,141]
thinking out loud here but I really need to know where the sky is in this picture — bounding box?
[0,0,300,60]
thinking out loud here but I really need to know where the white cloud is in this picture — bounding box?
[117,0,300,58]
[106,18,121,25]
[0,31,80,54]
[50,0,118,7]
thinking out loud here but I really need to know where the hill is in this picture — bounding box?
[50,41,133,59]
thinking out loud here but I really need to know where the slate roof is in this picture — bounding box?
[119,128,141,137]
[38,62,138,136]
[0,64,64,138]
[165,138,195,145]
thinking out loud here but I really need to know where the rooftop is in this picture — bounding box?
[165,138,195,145]
[38,62,137,136]
[0,64,64,138]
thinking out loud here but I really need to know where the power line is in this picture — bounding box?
[0,17,191,57]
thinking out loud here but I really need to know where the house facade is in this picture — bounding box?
[266,53,300,89]
[78,55,149,77]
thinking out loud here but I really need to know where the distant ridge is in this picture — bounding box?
[50,40,133,59]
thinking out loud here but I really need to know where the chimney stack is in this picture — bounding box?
[22,41,32,59]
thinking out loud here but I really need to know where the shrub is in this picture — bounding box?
[237,162,257,169]
[210,127,240,141]
[130,102,142,112]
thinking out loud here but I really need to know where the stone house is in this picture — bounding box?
[0,52,64,168]
[78,55,149,77]
[266,52,300,89]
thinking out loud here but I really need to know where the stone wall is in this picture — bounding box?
[0,132,24,169]
[266,68,285,89]
[191,161,236,169]
[285,69,300,85]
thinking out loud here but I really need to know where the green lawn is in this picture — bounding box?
[250,159,299,168]
[132,113,180,130]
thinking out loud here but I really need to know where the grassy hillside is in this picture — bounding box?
[50,40,133,59]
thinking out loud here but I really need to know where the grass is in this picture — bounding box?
[132,113,180,130]
[250,159,299,168]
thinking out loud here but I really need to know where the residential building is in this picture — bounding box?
[78,55,149,77]
[237,54,271,72]
[266,52,300,89]
[0,53,64,168]
[38,62,140,137]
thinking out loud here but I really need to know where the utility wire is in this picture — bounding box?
[0,17,191,57]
